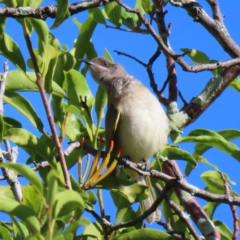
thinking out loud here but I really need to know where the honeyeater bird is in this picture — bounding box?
[81,57,169,223]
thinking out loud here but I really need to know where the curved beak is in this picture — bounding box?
[78,59,93,65]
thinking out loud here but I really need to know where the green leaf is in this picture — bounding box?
[64,219,89,237]
[46,170,58,208]
[0,163,43,195]
[120,9,136,29]
[180,48,209,64]
[203,202,219,219]
[194,129,240,157]
[74,17,97,70]
[213,220,232,240]
[4,92,44,133]
[88,8,106,25]
[113,228,175,240]
[0,17,26,71]
[28,18,49,60]
[99,171,149,206]
[64,112,86,141]
[53,190,85,218]
[162,145,196,166]
[229,77,240,93]
[51,0,70,28]
[64,69,94,107]
[141,0,153,14]
[3,128,55,163]
[103,2,121,27]
[5,70,65,97]
[0,199,40,233]
[0,225,12,240]
[22,185,42,216]
[185,155,218,176]
[174,128,240,161]
[83,222,104,239]
[4,117,22,128]
[0,185,15,200]
[104,48,114,63]
[201,171,234,194]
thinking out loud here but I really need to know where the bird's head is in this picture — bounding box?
[79,57,128,85]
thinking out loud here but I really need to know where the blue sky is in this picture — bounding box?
[0,0,239,235]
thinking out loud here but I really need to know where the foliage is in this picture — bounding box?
[0,0,239,239]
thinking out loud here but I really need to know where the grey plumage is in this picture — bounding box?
[81,57,169,223]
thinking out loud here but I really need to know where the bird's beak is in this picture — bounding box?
[78,59,94,65]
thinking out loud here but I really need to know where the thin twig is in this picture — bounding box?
[219,171,239,240]
[23,20,72,190]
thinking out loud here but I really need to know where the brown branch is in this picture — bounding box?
[219,171,239,240]
[163,161,222,239]
[0,0,114,19]
[156,184,201,240]
[109,182,173,232]
[169,0,240,58]
[182,64,240,126]
[23,20,72,190]
[206,0,223,22]
[106,24,149,34]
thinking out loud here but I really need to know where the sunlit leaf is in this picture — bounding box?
[0,225,12,240]
[213,220,232,240]
[0,17,25,71]
[5,71,65,97]
[174,128,240,161]
[162,145,196,166]
[52,190,85,218]
[88,8,106,25]
[4,92,44,133]
[113,228,175,240]
[0,199,40,233]
[229,77,240,93]
[74,17,97,70]
[0,163,43,195]
[3,128,55,163]
[103,2,121,27]
[51,0,70,28]
[180,48,209,64]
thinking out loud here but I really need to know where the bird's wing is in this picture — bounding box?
[105,103,121,153]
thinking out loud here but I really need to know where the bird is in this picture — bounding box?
[80,57,169,224]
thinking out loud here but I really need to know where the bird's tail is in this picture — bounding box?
[138,176,161,224]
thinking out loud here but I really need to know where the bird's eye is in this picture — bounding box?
[102,62,108,67]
